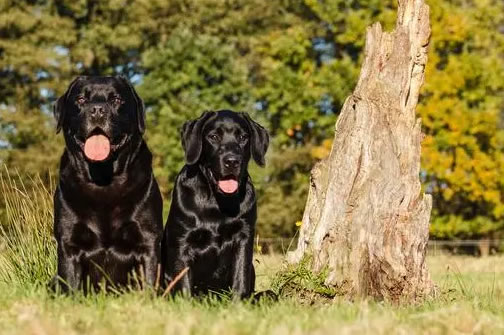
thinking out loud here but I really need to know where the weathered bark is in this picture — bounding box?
[288,0,434,301]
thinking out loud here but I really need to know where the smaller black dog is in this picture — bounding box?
[162,110,269,299]
[52,76,163,293]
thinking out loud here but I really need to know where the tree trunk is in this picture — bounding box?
[477,239,490,257]
[288,0,434,301]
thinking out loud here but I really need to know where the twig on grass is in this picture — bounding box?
[161,267,189,298]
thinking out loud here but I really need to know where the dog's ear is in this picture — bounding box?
[54,76,84,134]
[242,112,269,166]
[117,76,145,134]
[181,111,216,165]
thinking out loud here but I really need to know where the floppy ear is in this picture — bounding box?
[242,112,269,166]
[181,111,216,165]
[117,76,145,134]
[54,76,84,134]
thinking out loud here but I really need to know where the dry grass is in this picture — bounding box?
[0,254,503,335]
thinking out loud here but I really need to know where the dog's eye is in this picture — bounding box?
[208,134,220,141]
[76,97,86,105]
[112,97,123,105]
[239,134,249,142]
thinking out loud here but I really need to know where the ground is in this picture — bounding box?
[0,253,503,335]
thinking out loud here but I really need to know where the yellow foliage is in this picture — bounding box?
[310,139,333,160]
[420,0,504,232]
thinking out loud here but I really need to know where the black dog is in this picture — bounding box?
[162,110,269,299]
[52,76,163,293]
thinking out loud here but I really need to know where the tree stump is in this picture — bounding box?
[288,0,434,301]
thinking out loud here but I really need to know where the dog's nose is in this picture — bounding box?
[224,156,240,169]
[90,105,104,117]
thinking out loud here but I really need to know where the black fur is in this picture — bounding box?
[52,76,163,293]
[162,110,269,299]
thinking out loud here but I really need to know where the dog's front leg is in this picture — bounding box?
[231,239,254,299]
[55,243,83,292]
[141,244,161,288]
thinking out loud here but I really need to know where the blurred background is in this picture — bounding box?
[0,0,503,253]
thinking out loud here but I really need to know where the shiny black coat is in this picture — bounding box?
[52,76,163,292]
[162,110,269,298]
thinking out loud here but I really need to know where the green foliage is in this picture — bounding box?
[139,28,254,193]
[1,0,504,239]
[0,1,71,179]
[271,255,340,301]
[255,146,312,237]
[430,215,504,240]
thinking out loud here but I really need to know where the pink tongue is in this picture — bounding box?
[84,134,110,161]
[218,179,238,193]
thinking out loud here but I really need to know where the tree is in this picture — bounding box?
[288,0,433,300]
[2,0,504,243]
[419,0,504,240]
[307,0,504,241]
[0,0,158,178]
[139,28,254,195]
[255,145,313,238]
[0,1,73,178]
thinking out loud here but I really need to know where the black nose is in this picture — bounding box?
[90,105,104,117]
[224,156,240,169]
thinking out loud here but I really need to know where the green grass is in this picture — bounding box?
[1,173,504,334]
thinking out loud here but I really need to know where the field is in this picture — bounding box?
[1,177,504,335]
[0,254,503,335]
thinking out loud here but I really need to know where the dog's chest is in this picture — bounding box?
[69,218,147,255]
[184,220,247,251]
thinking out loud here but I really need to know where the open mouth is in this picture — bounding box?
[217,175,239,194]
[73,129,128,162]
[83,130,111,162]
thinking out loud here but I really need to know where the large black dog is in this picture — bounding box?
[52,76,163,292]
[162,110,269,299]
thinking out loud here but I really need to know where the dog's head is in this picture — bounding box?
[181,110,269,196]
[53,76,145,162]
